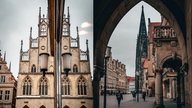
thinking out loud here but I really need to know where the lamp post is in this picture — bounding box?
[104,46,111,108]
[136,71,140,102]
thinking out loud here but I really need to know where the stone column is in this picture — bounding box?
[155,69,164,108]
[179,72,185,105]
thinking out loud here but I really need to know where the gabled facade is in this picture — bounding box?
[0,50,17,108]
[100,49,127,95]
[16,7,93,108]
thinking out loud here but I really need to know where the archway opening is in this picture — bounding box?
[94,0,187,108]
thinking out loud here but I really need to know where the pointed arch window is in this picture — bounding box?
[39,77,48,95]
[63,24,69,36]
[23,77,32,95]
[40,105,46,108]
[31,64,36,72]
[61,77,70,95]
[73,64,78,73]
[78,76,87,95]
[80,105,87,108]
[23,105,29,108]
[40,24,47,36]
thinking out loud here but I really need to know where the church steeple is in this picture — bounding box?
[135,5,148,92]
[138,5,147,37]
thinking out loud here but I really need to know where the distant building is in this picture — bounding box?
[126,76,135,93]
[15,7,93,108]
[100,49,127,95]
[135,6,148,93]
[0,50,17,108]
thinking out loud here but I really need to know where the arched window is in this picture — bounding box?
[63,105,70,108]
[80,105,86,108]
[23,105,29,108]
[40,24,47,36]
[78,76,87,95]
[61,77,70,95]
[31,64,36,72]
[23,77,32,95]
[39,77,48,95]
[40,105,46,108]
[73,64,78,73]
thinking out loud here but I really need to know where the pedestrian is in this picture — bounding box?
[116,90,123,107]
[142,91,146,101]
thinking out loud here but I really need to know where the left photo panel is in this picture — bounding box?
[0,0,93,108]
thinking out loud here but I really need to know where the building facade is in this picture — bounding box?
[0,51,17,108]
[147,16,183,103]
[126,76,135,93]
[100,50,127,95]
[16,7,93,108]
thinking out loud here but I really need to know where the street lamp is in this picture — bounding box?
[62,52,72,76]
[136,71,140,102]
[39,53,49,76]
[104,46,111,108]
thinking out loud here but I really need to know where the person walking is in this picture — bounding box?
[116,90,123,107]
[142,91,146,101]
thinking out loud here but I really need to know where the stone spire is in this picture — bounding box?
[76,26,80,47]
[29,27,32,48]
[39,7,41,24]
[86,39,89,61]
[67,6,70,23]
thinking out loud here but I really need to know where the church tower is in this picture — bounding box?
[16,7,93,108]
[135,6,148,92]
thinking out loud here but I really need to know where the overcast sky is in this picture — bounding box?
[0,1,161,78]
[0,0,93,78]
[108,1,161,77]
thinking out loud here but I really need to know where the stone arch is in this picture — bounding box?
[94,0,187,107]
[159,55,182,69]
[94,0,187,74]
[161,57,182,72]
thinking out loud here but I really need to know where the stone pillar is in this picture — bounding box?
[172,78,176,99]
[180,73,185,105]
[93,66,103,108]
[155,69,164,108]
[170,78,173,99]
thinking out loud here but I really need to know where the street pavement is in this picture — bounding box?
[99,94,179,108]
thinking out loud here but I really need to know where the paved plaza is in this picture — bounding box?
[99,94,179,108]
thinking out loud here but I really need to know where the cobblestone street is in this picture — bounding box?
[99,94,179,108]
